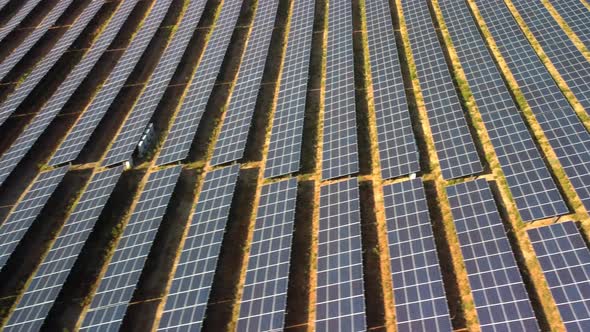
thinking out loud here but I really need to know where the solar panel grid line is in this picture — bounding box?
[237,178,297,331]
[49,0,196,167]
[471,0,590,216]
[80,165,182,331]
[527,221,590,331]
[446,179,539,332]
[437,0,568,222]
[548,0,590,49]
[0,0,82,81]
[209,0,280,166]
[508,0,590,111]
[321,0,359,180]
[263,0,314,178]
[400,0,482,180]
[364,0,420,180]
[158,164,240,331]
[4,166,124,332]
[0,0,44,43]
[0,165,69,272]
[382,178,452,331]
[0,0,156,187]
[316,178,366,331]
[0,0,108,127]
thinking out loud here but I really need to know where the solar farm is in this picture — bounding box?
[0,0,589,331]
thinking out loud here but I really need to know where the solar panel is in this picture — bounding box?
[0,0,108,127]
[508,0,590,111]
[365,0,419,180]
[438,0,568,222]
[472,0,590,216]
[4,166,123,331]
[51,0,207,166]
[0,0,10,13]
[0,0,82,81]
[382,179,452,331]
[263,0,314,179]
[0,0,147,187]
[446,179,539,331]
[316,178,366,331]
[209,0,280,166]
[548,0,590,49]
[400,0,482,180]
[158,164,240,331]
[527,221,590,331]
[81,166,182,331]
[237,178,297,331]
[0,166,69,271]
[0,0,44,43]
[321,0,358,180]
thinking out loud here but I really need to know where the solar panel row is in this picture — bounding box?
[528,221,590,331]
[400,0,482,180]
[365,0,419,180]
[509,0,590,112]
[383,179,452,331]
[4,166,123,332]
[209,0,280,166]
[0,0,10,13]
[85,0,208,168]
[446,179,539,332]
[321,0,359,180]
[81,166,182,331]
[159,164,240,331]
[263,0,314,179]
[0,166,69,271]
[0,0,147,187]
[50,0,186,167]
[316,178,366,331]
[0,0,106,127]
[0,0,44,43]
[472,0,590,216]
[156,0,242,165]
[438,0,568,222]
[237,178,297,331]
[548,0,590,48]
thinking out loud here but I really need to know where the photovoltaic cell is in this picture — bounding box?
[382,179,452,331]
[0,0,107,127]
[0,0,147,187]
[0,166,69,271]
[509,0,590,111]
[263,0,314,179]
[438,0,568,222]
[548,0,590,48]
[0,0,44,43]
[446,179,538,332]
[527,221,590,331]
[237,178,297,331]
[400,0,482,180]
[316,178,366,331]
[472,0,590,216]
[4,166,123,332]
[0,0,10,13]
[209,0,280,166]
[81,166,182,331]
[365,0,419,180]
[158,164,240,331]
[321,0,359,180]
[54,0,207,166]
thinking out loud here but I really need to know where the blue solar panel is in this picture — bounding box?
[438,0,568,222]
[400,0,482,180]
[237,178,297,331]
[80,166,182,331]
[365,0,419,180]
[158,164,240,331]
[383,179,452,331]
[548,0,590,49]
[528,221,590,331]
[446,179,538,331]
[316,178,366,331]
[0,0,44,43]
[4,166,123,331]
[263,0,314,179]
